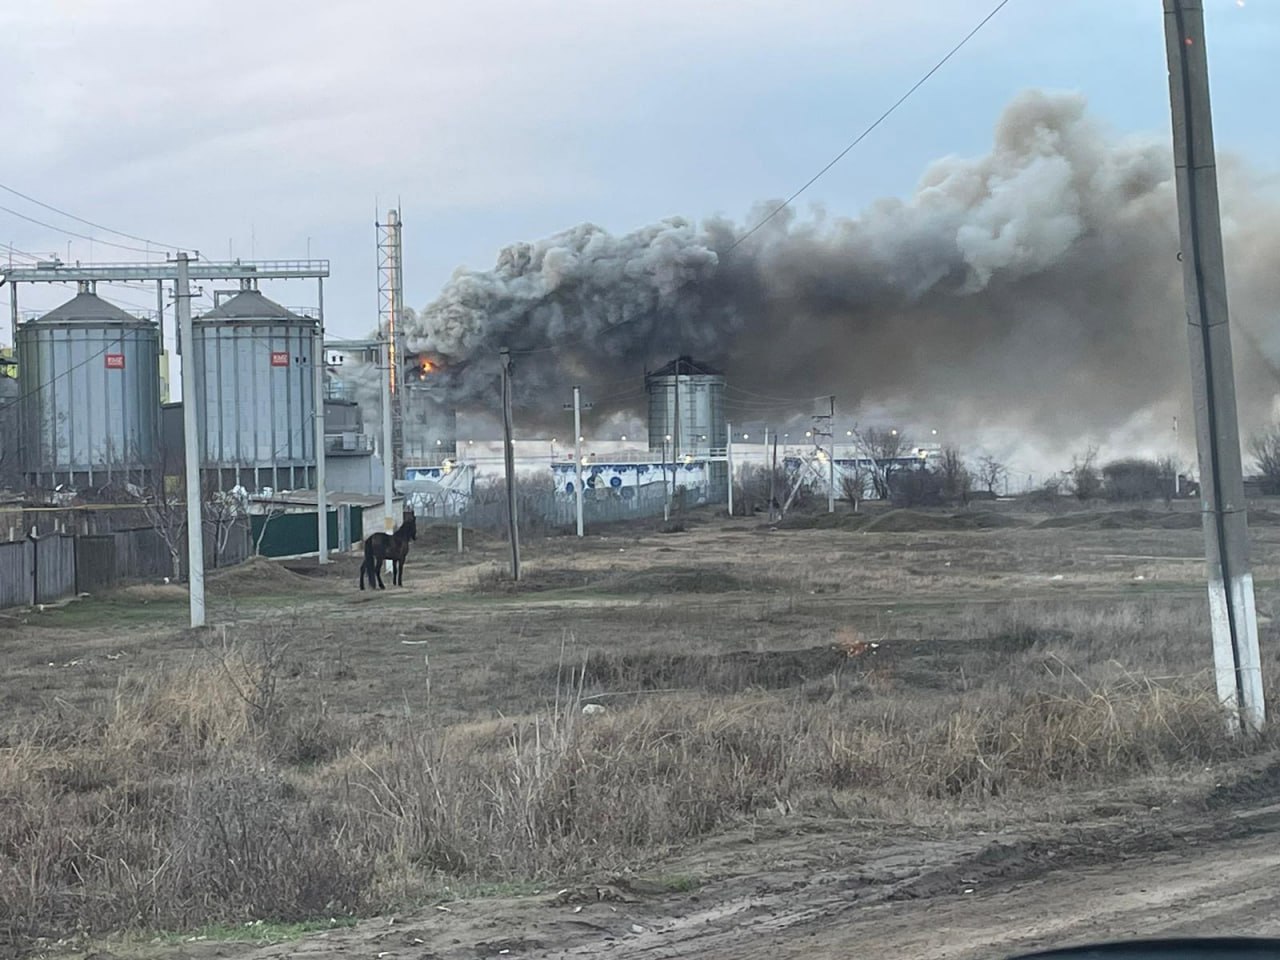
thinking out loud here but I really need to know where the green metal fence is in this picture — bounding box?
[249,506,364,558]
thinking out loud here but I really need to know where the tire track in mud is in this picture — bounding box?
[92,784,1280,960]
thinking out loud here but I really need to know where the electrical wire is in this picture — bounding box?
[0,181,188,251]
[0,204,166,257]
[725,0,1013,252]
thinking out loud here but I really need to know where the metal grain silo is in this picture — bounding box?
[191,286,317,491]
[645,356,727,496]
[645,356,726,455]
[16,286,161,488]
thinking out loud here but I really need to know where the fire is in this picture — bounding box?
[420,359,434,374]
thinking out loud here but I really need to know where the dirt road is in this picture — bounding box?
[131,801,1280,960]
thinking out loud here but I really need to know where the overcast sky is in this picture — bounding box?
[1,0,1275,344]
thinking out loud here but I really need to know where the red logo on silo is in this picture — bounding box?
[270,351,290,367]
[104,354,125,369]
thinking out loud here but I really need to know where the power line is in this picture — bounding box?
[0,204,166,257]
[0,181,187,251]
[725,0,1013,252]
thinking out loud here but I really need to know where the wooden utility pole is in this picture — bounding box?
[1164,0,1264,733]
[572,386,585,537]
[500,347,520,580]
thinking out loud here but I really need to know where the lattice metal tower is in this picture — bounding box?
[377,209,407,478]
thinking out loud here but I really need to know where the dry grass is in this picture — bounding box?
[0,602,1264,952]
[8,511,1280,955]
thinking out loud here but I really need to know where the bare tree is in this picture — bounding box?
[937,446,973,506]
[840,462,870,511]
[852,426,911,500]
[1249,426,1280,495]
[130,473,185,582]
[1067,446,1103,501]
[204,479,249,567]
[976,455,1007,497]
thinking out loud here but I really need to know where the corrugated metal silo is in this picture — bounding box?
[645,356,726,455]
[192,287,317,490]
[16,286,161,487]
[644,355,727,496]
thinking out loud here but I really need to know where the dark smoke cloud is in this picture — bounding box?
[400,90,1280,465]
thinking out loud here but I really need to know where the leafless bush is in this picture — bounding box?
[1250,425,1280,495]
[1066,446,1103,501]
[1101,457,1176,503]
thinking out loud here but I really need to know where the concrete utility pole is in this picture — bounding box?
[828,397,836,514]
[500,347,520,580]
[314,278,328,564]
[726,421,735,517]
[380,336,395,533]
[175,253,205,628]
[1164,0,1264,733]
[573,385,585,538]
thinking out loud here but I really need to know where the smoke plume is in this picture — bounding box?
[399,90,1280,466]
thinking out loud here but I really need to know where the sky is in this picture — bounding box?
[0,0,1276,473]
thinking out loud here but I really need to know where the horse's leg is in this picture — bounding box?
[377,553,386,590]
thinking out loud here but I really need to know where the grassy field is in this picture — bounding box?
[4,500,1280,957]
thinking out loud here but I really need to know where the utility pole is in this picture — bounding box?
[1164,0,1264,734]
[726,420,734,517]
[565,386,592,537]
[827,397,836,513]
[380,336,395,532]
[574,386,585,537]
[314,278,328,564]
[176,253,205,628]
[768,432,779,523]
[673,361,681,461]
[500,347,520,580]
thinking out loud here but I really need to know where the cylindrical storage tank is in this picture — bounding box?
[192,289,317,491]
[403,352,458,461]
[16,289,161,488]
[644,356,727,500]
[0,365,20,484]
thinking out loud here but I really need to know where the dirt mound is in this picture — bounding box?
[773,512,874,531]
[572,645,850,693]
[1248,508,1280,526]
[604,565,759,594]
[416,523,493,550]
[961,510,1028,529]
[472,566,603,594]
[207,556,316,596]
[1036,508,1199,531]
[863,510,972,533]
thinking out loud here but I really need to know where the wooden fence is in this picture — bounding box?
[0,520,253,610]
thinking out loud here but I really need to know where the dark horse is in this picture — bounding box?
[360,510,417,590]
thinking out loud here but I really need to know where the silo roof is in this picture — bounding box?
[32,292,147,325]
[198,290,311,322]
[648,355,723,377]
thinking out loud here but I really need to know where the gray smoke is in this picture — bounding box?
[401,90,1280,466]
